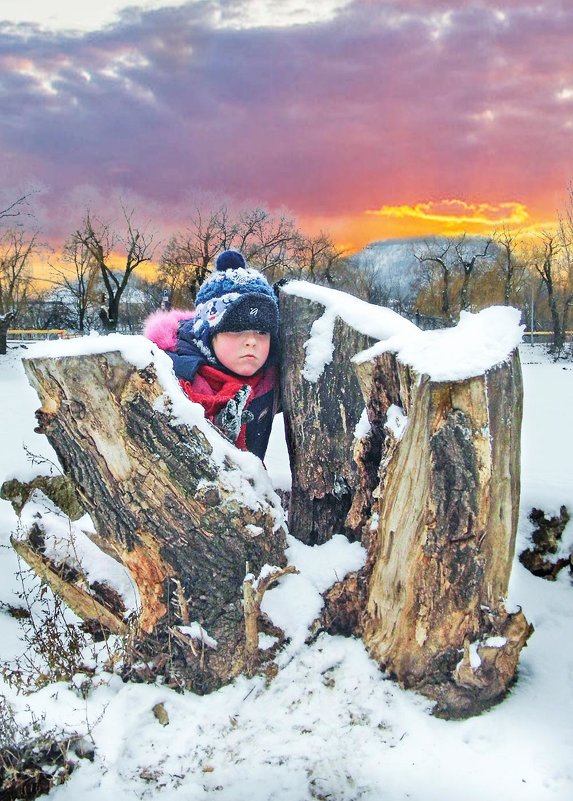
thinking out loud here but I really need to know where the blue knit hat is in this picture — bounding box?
[192,250,279,363]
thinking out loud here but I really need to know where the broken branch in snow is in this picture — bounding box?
[11,532,130,636]
[243,563,299,670]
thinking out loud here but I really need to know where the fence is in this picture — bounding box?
[7,329,70,341]
[522,331,573,345]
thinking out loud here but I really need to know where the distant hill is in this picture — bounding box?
[351,235,500,307]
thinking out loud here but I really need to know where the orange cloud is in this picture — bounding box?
[366,199,530,228]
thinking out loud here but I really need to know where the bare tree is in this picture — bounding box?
[233,207,296,281]
[531,231,565,351]
[158,204,339,304]
[555,185,573,348]
[494,226,528,306]
[415,235,495,320]
[158,207,229,307]
[454,234,494,311]
[158,236,193,309]
[0,228,39,353]
[290,231,344,285]
[49,234,101,331]
[0,191,37,225]
[494,226,522,307]
[73,207,157,331]
[415,238,455,320]
[0,228,38,316]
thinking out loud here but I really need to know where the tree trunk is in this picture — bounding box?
[279,288,532,718]
[546,283,563,351]
[460,270,471,311]
[441,265,451,319]
[18,351,287,692]
[0,311,16,355]
[353,351,530,717]
[278,291,374,545]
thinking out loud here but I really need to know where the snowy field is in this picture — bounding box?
[0,336,572,801]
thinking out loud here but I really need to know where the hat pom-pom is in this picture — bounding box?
[216,250,247,272]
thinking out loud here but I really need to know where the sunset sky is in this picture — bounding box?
[1,0,572,253]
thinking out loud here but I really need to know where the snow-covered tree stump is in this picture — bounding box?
[18,345,287,692]
[279,282,532,717]
[279,289,373,545]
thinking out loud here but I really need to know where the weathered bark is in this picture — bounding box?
[279,291,374,544]
[354,351,531,717]
[280,289,531,718]
[18,351,287,692]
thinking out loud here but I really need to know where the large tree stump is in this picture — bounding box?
[18,348,287,692]
[279,283,532,718]
[279,291,373,544]
[353,351,531,717]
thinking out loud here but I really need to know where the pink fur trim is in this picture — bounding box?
[143,309,194,350]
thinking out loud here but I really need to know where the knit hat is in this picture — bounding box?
[192,250,279,364]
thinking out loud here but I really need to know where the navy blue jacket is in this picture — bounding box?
[167,320,280,460]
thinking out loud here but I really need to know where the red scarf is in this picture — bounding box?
[179,364,264,450]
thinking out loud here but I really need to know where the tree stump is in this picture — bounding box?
[354,351,531,717]
[18,349,287,692]
[279,284,532,717]
[279,290,374,545]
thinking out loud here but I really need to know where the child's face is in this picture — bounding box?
[212,330,271,376]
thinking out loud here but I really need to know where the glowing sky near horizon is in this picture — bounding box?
[1,0,572,251]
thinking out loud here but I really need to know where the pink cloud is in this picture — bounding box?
[0,1,571,245]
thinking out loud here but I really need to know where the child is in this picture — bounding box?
[144,250,280,460]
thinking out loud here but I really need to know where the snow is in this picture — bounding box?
[265,413,292,491]
[0,328,572,800]
[177,624,218,650]
[385,403,407,440]
[283,281,524,381]
[353,407,371,439]
[17,490,140,614]
[261,534,367,652]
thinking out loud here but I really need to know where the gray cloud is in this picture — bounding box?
[0,1,571,240]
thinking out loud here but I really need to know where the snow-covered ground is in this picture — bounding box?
[0,332,572,801]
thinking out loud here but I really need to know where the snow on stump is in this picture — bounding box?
[279,282,532,718]
[17,340,287,693]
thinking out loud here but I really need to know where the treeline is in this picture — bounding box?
[0,196,346,339]
[353,188,573,355]
[1,190,572,354]
[411,223,573,353]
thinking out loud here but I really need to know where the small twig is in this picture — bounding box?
[243,563,299,664]
[168,625,198,657]
[172,578,190,625]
